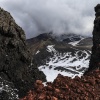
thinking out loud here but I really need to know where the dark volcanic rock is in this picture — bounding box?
[0,8,46,99]
[88,4,100,72]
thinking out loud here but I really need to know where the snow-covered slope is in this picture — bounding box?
[38,45,91,82]
[27,33,92,82]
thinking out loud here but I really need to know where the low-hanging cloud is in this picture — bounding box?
[0,0,99,38]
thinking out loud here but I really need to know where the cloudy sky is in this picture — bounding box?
[0,0,99,38]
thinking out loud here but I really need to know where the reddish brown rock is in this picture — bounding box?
[36,80,43,85]
[20,70,100,100]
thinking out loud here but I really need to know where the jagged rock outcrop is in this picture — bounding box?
[88,4,100,71]
[0,8,46,99]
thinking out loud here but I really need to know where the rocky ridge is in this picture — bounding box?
[0,8,46,99]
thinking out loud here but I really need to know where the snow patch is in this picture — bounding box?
[35,50,40,54]
[69,41,81,46]
[69,38,84,46]
[47,45,56,53]
[39,45,90,82]
[39,66,77,82]
[0,77,19,100]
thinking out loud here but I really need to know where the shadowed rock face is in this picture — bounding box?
[0,8,46,99]
[89,4,100,71]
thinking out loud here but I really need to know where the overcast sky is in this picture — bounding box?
[0,0,99,38]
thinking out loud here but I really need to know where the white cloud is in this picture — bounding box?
[0,0,99,38]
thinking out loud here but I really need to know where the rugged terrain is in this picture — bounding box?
[20,69,100,100]
[0,3,100,100]
[21,4,100,100]
[0,8,46,99]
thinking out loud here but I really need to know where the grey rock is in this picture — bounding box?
[0,7,46,99]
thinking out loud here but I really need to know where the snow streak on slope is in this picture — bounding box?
[68,37,84,46]
[39,45,90,82]
[69,40,81,46]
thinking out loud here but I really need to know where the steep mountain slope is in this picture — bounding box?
[0,8,46,99]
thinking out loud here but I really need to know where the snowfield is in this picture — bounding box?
[38,45,91,82]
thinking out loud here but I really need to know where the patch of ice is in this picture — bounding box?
[42,82,47,86]
[36,50,40,54]
[69,41,80,46]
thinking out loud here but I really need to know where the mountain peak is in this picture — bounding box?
[36,32,53,40]
[0,7,25,40]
